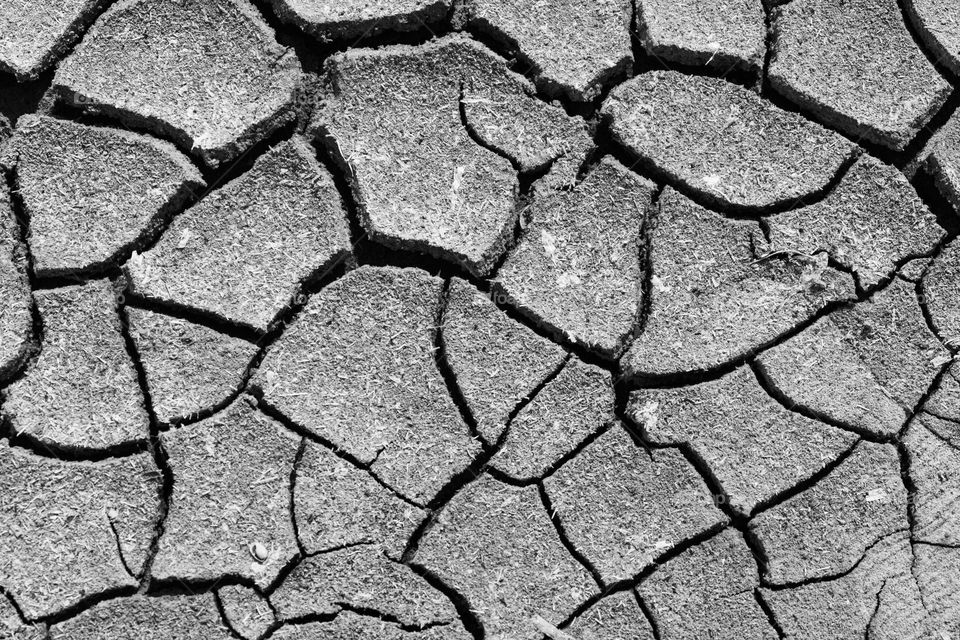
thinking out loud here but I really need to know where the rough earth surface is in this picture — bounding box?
[3,2,960,637]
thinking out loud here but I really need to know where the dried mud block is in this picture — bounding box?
[544,424,726,583]
[761,534,930,640]
[495,158,653,357]
[751,442,907,584]
[53,0,300,168]
[253,266,480,505]
[764,154,944,290]
[0,0,108,80]
[458,0,633,102]
[622,188,855,379]
[603,71,856,210]
[293,441,425,557]
[769,0,951,150]
[904,418,960,546]
[9,115,204,277]
[629,366,857,515]
[0,189,32,382]
[270,0,451,42]
[491,357,614,482]
[49,594,235,640]
[270,613,471,640]
[637,0,765,74]
[4,279,150,451]
[316,35,591,275]
[758,278,947,438]
[152,397,301,589]
[127,307,258,425]
[564,591,655,640]
[904,0,960,77]
[442,277,566,444]
[217,585,275,640]
[637,528,776,640]
[271,547,456,627]
[127,138,351,332]
[416,477,598,639]
[0,443,160,619]
[914,543,960,637]
[923,239,960,347]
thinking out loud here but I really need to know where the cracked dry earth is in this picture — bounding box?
[4,1,960,640]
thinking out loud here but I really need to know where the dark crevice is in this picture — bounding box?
[755,588,787,640]
[124,293,259,346]
[898,357,954,440]
[897,0,960,87]
[403,564,484,640]
[289,438,308,557]
[212,589,254,640]
[107,519,136,579]
[434,279,484,445]
[538,482,606,589]
[633,591,663,640]
[865,578,888,640]
[25,586,137,626]
[0,68,55,125]
[760,1,776,94]
[913,166,960,236]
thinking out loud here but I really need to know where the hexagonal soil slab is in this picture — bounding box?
[629,366,857,515]
[0,187,32,382]
[293,440,425,557]
[4,279,150,451]
[0,0,109,80]
[602,71,856,211]
[637,528,776,639]
[53,0,301,168]
[763,154,944,291]
[455,0,633,102]
[757,277,947,438]
[271,546,457,627]
[416,476,598,639]
[152,397,301,590]
[270,0,451,42]
[0,443,160,620]
[49,595,235,640]
[769,0,951,150]
[621,188,855,380]
[253,266,480,505]
[126,307,258,426]
[126,138,351,332]
[495,158,653,358]
[636,0,765,74]
[316,35,590,275]
[544,424,726,584]
[8,115,204,277]
[441,277,566,444]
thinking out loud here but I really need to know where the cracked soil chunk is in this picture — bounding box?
[0,0,108,80]
[763,154,944,290]
[152,397,300,589]
[53,0,300,168]
[638,528,775,640]
[442,277,566,444]
[0,443,160,620]
[217,585,275,640]
[317,35,589,275]
[758,277,947,437]
[417,476,597,639]
[904,418,960,546]
[4,279,150,450]
[905,0,960,77]
[254,267,480,505]
[495,158,653,357]
[271,612,470,640]
[770,0,951,150]
[9,115,205,277]
[923,239,960,347]
[637,0,765,73]
[272,547,457,627]
[602,71,856,210]
[565,591,655,640]
[127,138,351,332]
[294,441,425,557]
[761,534,929,640]
[491,356,613,482]
[0,189,32,382]
[127,307,258,426]
[629,366,857,515]
[751,442,907,584]
[544,424,726,584]
[270,0,451,42]
[622,188,855,379]
[457,0,633,102]
[49,594,234,640]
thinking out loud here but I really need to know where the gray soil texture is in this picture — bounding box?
[2,0,960,638]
